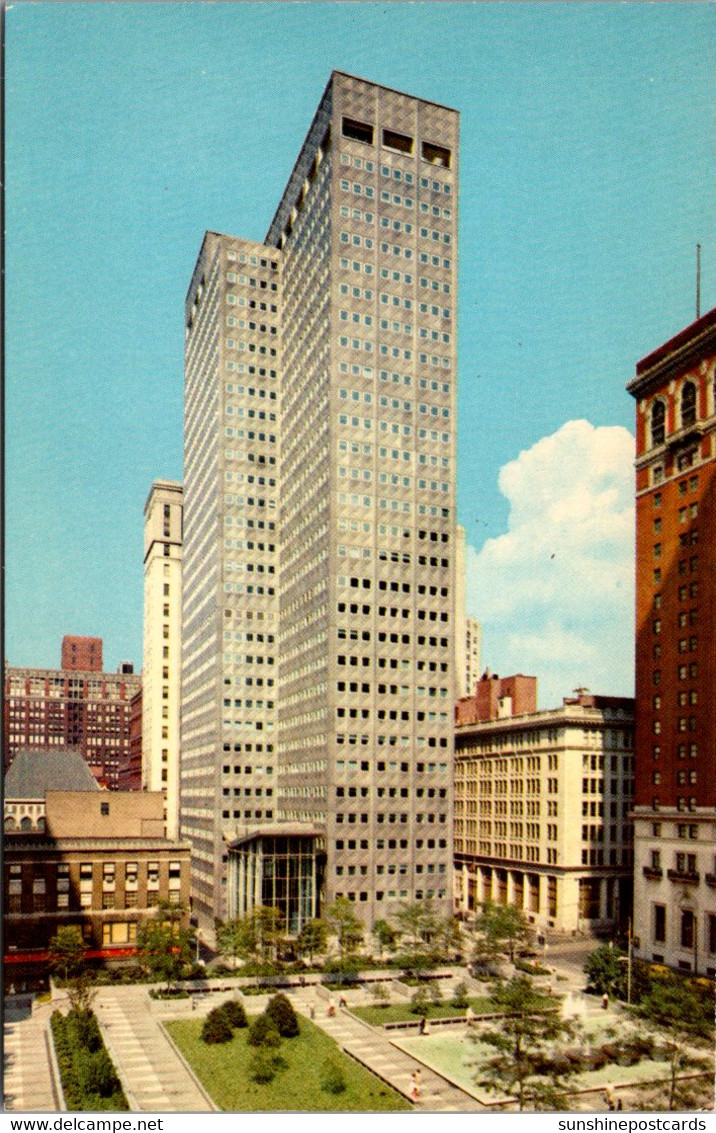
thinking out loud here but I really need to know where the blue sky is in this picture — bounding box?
[6,3,714,704]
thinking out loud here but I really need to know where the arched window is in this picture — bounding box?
[4,816,17,832]
[20,816,32,831]
[651,400,666,447]
[681,381,696,428]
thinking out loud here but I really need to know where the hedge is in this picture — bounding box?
[51,1009,129,1111]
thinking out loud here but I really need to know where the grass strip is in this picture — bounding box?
[166,1010,410,1111]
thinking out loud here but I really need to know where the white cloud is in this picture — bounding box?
[465,420,635,707]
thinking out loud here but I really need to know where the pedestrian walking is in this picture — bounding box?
[411,1070,421,1100]
[601,993,609,1010]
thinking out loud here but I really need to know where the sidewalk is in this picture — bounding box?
[92,987,215,1112]
[3,999,59,1112]
[291,987,484,1111]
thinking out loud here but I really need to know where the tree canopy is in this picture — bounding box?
[48,925,85,983]
[473,976,577,1111]
[137,902,194,989]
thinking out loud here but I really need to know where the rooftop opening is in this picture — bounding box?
[422,141,451,168]
[342,117,372,145]
[383,128,413,155]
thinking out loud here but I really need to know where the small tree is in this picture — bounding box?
[410,986,430,1015]
[428,980,443,1007]
[252,906,283,962]
[48,925,85,983]
[370,982,391,1007]
[395,899,437,951]
[451,980,470,1010]
[265,993,300,1037]
[201,1007,234,1045]
[473,976,577,1111]
[325,897,363,960]
[474,902,533,963]
[248,1013,281,1048]
[433,913,462,958]
[215,917,257,969]
[584,944,627,997]
[137,902,194,991]
[296,918,328,965]
[66,970,97,1015]
[372,918,397,957]
[221,999,248,1029]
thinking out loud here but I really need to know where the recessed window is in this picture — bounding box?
[422,141,451,168]
[342,118,374,145]
[383,129,413,154]
[650,400,666,447]
[681,380,697,428]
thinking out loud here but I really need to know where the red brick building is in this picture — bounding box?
[4,640,141,790]
[626,308,716,974]
[61,635,103,672]
[455,670,537,726]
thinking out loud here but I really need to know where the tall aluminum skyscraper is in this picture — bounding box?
[183,72,459,929]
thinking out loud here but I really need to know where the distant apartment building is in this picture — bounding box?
[142,481,183,838]
[62,635,103,672]
[626,308,716,975]
[454,673,634,934]
[3,640,141,789]
[117,687,143,792]
[182,71,458,929]
[4,748,190,977]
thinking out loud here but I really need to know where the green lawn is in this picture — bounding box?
[352,997,494,1026]
[165,1012,410,1112]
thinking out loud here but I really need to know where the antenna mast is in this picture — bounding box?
[696,244,701,320]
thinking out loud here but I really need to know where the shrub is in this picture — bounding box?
[248,1049,278,1083]
[428,981,443,1006]
[450,981,469,1010]
[67,1009,102,1053]
[247,1012,281,1048]
[50,1009,128,1111]
[265,993,299,1038]
[201,1007,234,1045]
[220,999,248,1029]
[409,986,430,1015]
[320,1058,347,1094]
[370,983,391,1007]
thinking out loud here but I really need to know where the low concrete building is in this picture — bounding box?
[454,675,635,935]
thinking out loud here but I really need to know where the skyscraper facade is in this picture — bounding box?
[142,480,184,838]
[182,72,459,928]
[182,236,281,922]
[626,308,715,975]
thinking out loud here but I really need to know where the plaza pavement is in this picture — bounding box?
[2,958,685,1115]
[3,997,59,1112]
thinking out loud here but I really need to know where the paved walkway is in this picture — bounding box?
[93,987,215,1112]
[3,999,59,1112]
[291,987,483,1111]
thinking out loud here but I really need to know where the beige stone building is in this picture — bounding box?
[142,480,183,839]
[182,71,459,928]
[454,676,635,935]
[4,749,191,975]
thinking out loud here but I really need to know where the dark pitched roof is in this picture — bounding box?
[4,748,100,798]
